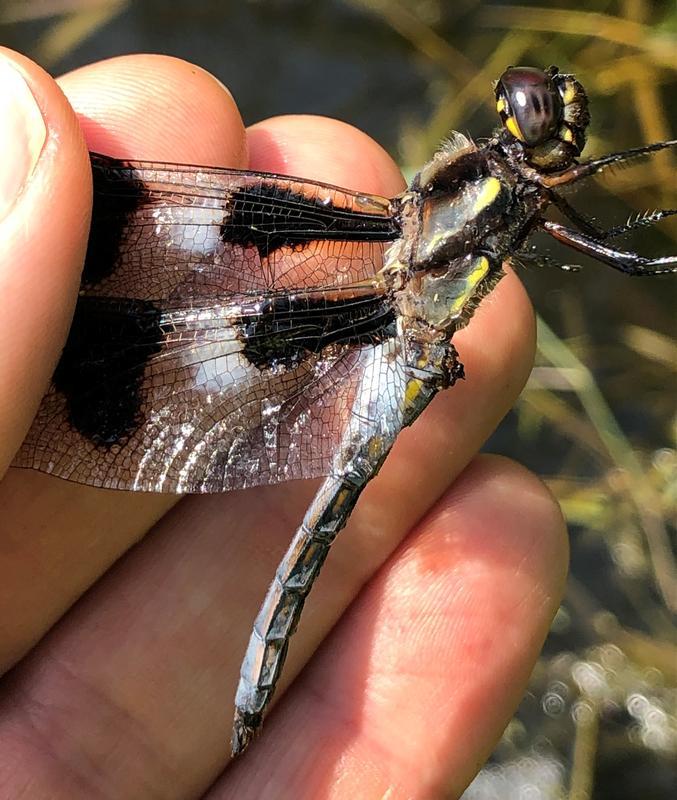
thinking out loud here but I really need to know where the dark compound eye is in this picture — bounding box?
[495,66,563,146]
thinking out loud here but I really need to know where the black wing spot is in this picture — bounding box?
[53,297,163,445]
[83,155,147,286]
[239,293,395,371]
[221,183,399,259]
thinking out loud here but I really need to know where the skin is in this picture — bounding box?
[0,50,568,799]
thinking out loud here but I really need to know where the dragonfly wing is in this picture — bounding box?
[84,153,398,300]
[14,154,402,492]
[14,290,397,492]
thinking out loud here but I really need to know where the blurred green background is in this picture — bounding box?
[1,1,675,797]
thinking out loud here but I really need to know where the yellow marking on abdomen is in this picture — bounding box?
[404,377,424,407]
[367,435,386,461]
[330,486,352,514]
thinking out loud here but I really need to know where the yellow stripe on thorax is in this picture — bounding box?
[560,125,574,143]
[473,177,502,213]
[404,377,424,407]
[449,255,490,315]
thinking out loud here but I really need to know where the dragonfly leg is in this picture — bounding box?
[601,208,677,241]
[518,208,677,274]
[549,193,677,242]
[541,220,677,276]
[231,338,462,755]
[540,139,677,188]
[515,244,583,273]
[549,192,604,238]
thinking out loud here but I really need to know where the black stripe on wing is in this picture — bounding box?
[238,291,395,370]
[223,184,400,259]
[53,287,394,448]
[53,297,164,446]
[84,152,401,286]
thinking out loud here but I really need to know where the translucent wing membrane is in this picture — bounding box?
[13,155,401,492]
[83,154,399,298]
[15,303,393,492]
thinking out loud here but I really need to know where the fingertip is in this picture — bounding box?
[57,54,248,167]
[0,48,91,472]
[441,453,569,597]
[247,114,405,195]
[407,454,568,792]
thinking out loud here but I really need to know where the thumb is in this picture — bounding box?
[0,48,91,474]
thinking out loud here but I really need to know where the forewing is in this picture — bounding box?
[83,153,398,300]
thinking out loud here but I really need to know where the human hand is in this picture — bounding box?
[0,50,567,799]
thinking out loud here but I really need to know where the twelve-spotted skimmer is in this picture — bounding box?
[14,66,677,755]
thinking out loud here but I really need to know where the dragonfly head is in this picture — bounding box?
[494,66,590,172]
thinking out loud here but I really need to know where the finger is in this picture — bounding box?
[0,48,90,473]
[247,113,405,195]
[216,456,568,799]
[0,54,247,671]
[57,53,247,164]
[0,115,535,798]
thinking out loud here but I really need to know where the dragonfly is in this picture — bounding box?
[13,66,677,756]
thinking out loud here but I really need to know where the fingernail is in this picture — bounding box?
[0,58,47,222]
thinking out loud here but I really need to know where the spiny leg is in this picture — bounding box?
[602,208,677,241]
[541,139,677,189]
[549,194,677,242]
[542,220,677,276]
[514,247,582,273]
[549,192,605,239]
[527,206,677,272]
[231,340,460,756]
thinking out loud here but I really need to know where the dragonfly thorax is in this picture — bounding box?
[387,137,544,334]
